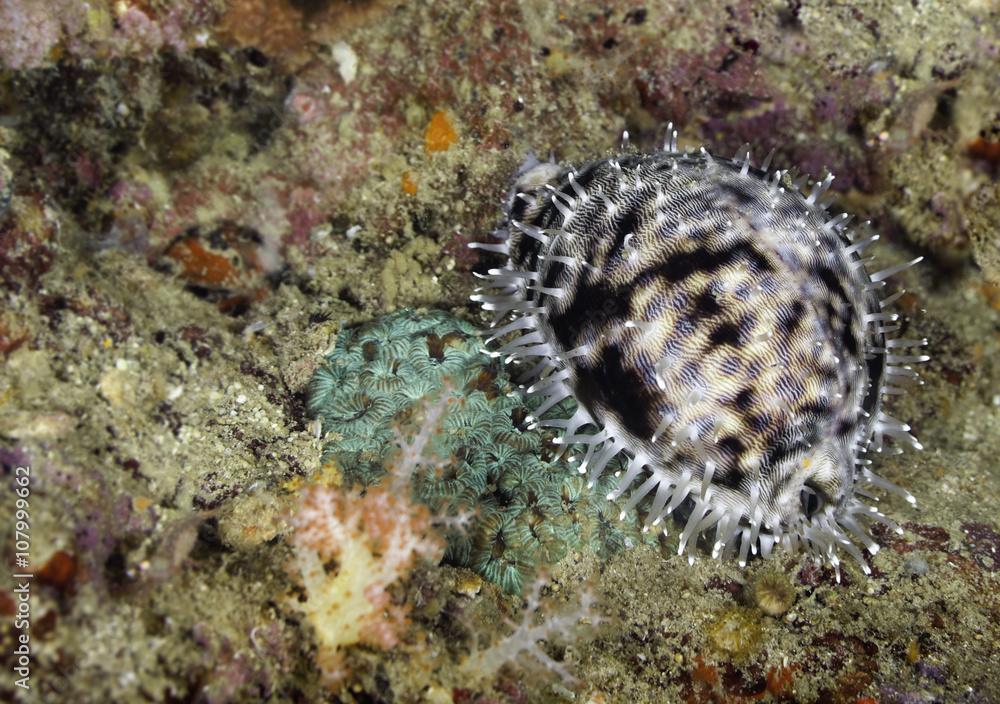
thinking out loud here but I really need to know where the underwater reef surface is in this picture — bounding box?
[1,1,999,702]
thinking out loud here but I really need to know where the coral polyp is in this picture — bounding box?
[471,135,928,577]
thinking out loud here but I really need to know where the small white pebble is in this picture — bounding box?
[332,41,358,84]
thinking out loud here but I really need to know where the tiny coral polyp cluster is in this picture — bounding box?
[471,132,929,577]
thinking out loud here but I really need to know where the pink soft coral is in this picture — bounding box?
[289,484,443,686]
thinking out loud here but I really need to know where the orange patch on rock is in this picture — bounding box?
[968,137,1000,165]
[401,170,418,195]
[161,223,271,314]
[766,664,796,696]
[425,111,458,153]
[165,236,241,288]
[691,656,719,685]
[37,550,79,590]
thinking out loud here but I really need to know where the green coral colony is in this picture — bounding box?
[307,310,652,593]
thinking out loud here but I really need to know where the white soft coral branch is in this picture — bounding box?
[459,578,601,687]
